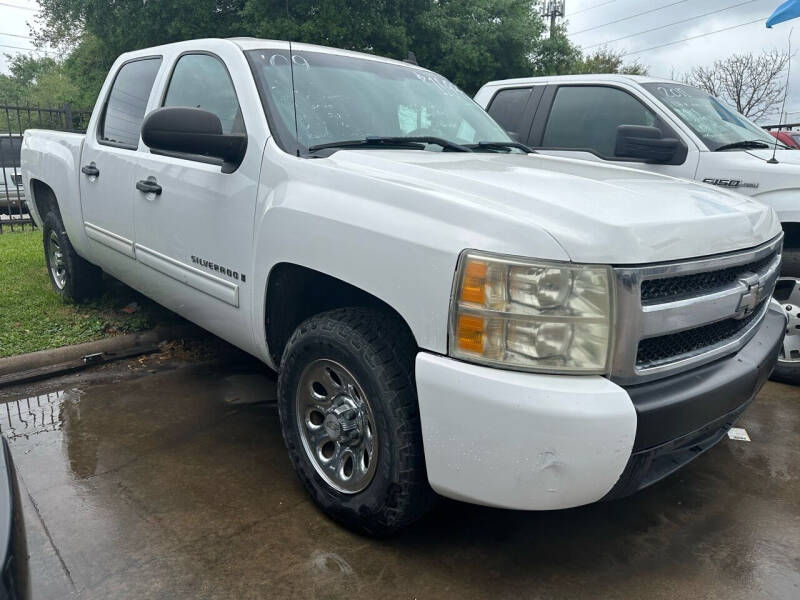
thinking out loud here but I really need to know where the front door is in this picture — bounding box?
[80,57,163,282]
[132,49,262,352]
[532,84,699,179]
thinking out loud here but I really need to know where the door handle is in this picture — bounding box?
[135,178,162,195]
[81,163,100,177]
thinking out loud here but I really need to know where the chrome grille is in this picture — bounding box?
[640,254,775,304]
[636,300,766,368]
[610,235,782,384]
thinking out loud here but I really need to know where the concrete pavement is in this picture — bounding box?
[1,353,798,599]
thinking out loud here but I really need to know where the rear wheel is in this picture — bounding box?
[277,307,435,536]
[41,209,101,303]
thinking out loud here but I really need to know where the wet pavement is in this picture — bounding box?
[0,354,798,599]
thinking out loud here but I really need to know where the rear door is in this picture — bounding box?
[79,56,162,282]
[131,46,266,352]
[484,86,543,143]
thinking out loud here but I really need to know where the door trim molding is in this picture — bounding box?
[83,221,135,258]
[134,244,239,307]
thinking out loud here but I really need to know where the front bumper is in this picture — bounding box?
[603,305,784,500]
[415,306,784,510]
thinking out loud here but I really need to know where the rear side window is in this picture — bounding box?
[542,86,658,157]
[486,88,532,139]
[163,54,243,134]
[100,58,162,148]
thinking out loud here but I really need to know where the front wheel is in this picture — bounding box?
[772,277,800,385]
[277,308,435,536]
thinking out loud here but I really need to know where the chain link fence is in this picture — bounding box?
[1,103,92,234]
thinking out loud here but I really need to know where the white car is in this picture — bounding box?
[475,74,800,382]
[22,39,785,534]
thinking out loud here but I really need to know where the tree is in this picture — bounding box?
[531,25,581,76]
[21,0,588,104]
[572,48,647,76]
[530,31,647,78]
[411,0,544,94]
[685,49,790,121]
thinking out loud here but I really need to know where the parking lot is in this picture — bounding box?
[0,350,797,600]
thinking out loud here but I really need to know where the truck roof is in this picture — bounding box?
[481,73,679,88]
[116,37,429,73]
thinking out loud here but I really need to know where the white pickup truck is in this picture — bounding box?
[22,39,786,535]
[475,74,800,382]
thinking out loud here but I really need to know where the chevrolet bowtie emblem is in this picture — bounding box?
[734,272,762,319]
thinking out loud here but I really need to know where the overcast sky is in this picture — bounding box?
[0,0,42,75]
[1,0,798,122]
[566,0,799,123]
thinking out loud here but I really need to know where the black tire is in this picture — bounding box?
[41,209,102,303]
[277,307,435,536]
[771,250,800,385]
[782,248,800,278]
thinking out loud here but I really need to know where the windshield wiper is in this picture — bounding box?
[466,141,534,153]
[307,136,472,154]
[714,140,772,151]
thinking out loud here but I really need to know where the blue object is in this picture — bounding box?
[767,0,800,28]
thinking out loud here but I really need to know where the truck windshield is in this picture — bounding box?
[246,49,513,155]
[642,82,782,151]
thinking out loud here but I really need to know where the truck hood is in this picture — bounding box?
[327,150,780,264]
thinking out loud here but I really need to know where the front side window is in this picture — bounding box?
[642,83,778,151]
[246,49,513,154]
[163,54,243,134]
[542,86,658,157]
[100,58,162,148]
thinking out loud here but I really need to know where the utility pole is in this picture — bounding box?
[541,0,566,39]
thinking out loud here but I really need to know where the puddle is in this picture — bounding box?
[0,388,82,441]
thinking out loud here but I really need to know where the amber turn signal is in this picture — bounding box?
[456,314,485,353]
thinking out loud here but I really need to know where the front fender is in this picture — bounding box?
[250,146,570,362]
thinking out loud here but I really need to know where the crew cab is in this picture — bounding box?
[475,74,800,383]
[22,40,786,535]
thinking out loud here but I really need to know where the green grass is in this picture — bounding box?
[0,229,181,358]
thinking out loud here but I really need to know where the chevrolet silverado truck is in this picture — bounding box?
[475,74,800,383]
[22,39,786,535]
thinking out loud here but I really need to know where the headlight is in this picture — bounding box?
[450,251,614,373]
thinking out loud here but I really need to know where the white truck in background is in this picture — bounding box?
[476,75,800,383]
[21,39,786,535]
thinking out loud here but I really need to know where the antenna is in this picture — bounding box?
[769,27,793,165]
[289,40,300,157]
[541,0,566,39]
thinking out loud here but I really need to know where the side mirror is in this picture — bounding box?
[614,125,683,164]
[141,107,247,173]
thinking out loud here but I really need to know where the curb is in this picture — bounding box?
[0,325,200,387]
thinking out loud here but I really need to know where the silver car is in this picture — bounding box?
[1,135,25,215]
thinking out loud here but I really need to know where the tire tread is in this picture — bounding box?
[277,307,435,536]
